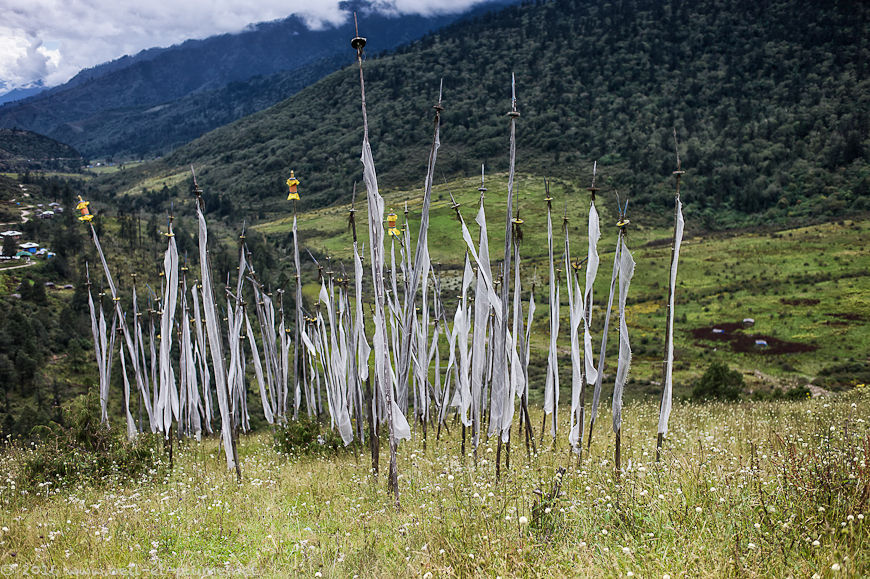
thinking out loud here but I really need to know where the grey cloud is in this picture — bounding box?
[0,0,493,94]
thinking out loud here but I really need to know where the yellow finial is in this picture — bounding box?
[76,195,93,222]
[286,170,300,201]
[386,210,400,238]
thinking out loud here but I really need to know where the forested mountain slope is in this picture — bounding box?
[0,129,84,173]
[99,0,867,228]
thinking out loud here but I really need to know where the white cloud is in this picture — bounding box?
[0,0,492,94]
[0,29,47,88]
[374,0,496,16]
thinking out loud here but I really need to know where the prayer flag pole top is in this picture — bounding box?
[286,170,300,201]
[587,160,599,200]
[616,195,630,229]
[478,164,486,194]
[673,128,685,176]
[507,73,520,118]
[351,13,366,52]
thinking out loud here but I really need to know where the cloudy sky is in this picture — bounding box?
[0,0,490,94]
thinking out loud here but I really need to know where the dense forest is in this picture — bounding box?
[98,0,868,228]
[0,129,84,172]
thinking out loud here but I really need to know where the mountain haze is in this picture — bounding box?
[0,85,46,106]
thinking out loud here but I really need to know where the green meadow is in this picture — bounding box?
[256,173,870,398]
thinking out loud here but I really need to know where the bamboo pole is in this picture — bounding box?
[577,163,600,464]
[495,75,519,482]
[352,15,401,507]
[611,195,632,478]
[192,170,241,481]
[657,129,685,462]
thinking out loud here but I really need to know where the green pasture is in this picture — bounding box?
[256,174,869,395]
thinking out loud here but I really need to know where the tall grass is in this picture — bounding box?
[1,389,867,576]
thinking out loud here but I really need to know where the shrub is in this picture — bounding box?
[784,385,811,400]
[17,388,161,490]
[692,361,744,401]
[812,361,870,392]
[272,415,346,457]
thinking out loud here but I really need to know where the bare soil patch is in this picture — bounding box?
[691,322,818,355]
[780,297,821,306]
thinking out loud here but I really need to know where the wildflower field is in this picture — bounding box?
[2,389,867,577]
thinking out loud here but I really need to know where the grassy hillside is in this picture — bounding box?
[255,173,870,397]
[97,0,869,228]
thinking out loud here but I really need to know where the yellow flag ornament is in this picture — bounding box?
[286,170,300,201]
[76,195,94,222]
[386,209,400,238]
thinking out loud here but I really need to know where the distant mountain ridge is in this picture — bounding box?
[0,1,518,158]
[0,84,46,106]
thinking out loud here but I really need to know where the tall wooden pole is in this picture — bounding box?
[612,196,631,479]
